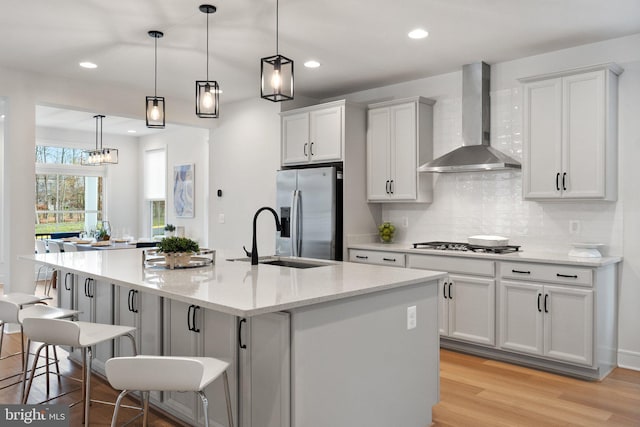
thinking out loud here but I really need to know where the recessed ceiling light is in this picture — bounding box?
[127,130,137,133]
[408,28,429,39]
[79,61,98,69]
[304,60,321,68]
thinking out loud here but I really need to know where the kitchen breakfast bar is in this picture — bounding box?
[22,249,446,427]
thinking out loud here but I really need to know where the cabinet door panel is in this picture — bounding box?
[390,103,417,200]
[523,78,562,198]
[499,280,543,356]
[115,287,137,357]
[310,106,342,163]
[438,279,448,336]
[563,71,605,198]
[543,285,593,365]
[448,275,495,345]
[367,108,391,200]
[282,113,309,165]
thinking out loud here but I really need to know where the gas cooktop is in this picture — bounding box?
[412,241,520,254]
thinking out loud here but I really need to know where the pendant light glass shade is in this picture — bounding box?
[82,115,118,166]
[261,0,294,102]
[146,30,165,128]
[261,54,294,101]
[196,4,220,118]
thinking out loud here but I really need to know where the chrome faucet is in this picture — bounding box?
[247,207,281,265]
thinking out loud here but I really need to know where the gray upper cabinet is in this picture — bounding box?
[520,63,622,201]
[366,97,434,203]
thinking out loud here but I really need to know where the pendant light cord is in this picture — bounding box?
[154,36,158,97]
[275,0,279,55]
[206,11,210,81]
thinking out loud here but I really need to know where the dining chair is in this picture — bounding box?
[105,355,234,427]
[22,318,137,426]
[47,241,62,253]
[62,242,78,252]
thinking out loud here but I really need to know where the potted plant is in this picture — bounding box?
[156,236,200,268]
[164,224,176,237]
[95,228,111,241]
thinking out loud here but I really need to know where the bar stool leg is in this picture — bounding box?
[81,347,86,425]
[198,391,210,427]
[223,371,234,427]
[23,342,46,404]
[142,391,150,427]
[53,346,61,384]
[110,389,131,427]
[84,347,92,427]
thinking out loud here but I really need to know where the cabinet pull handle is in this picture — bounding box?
[310,142,315,156]
[303,142,308,156]
[544,294,549,313]
[84,278,94,298]
[355,255,369,260]
[562,172,567,191]
[537,293,542,312]
[88,279,94,298]
[239,318,247,349]
[390,180,394,194]
[187,305,193,331]
[128,289,133,312]
[443,282,448,299]
[132,290,139,313]
[382,257,396,262]
[448,282,453,299]
[556,173,560,191]
[556,273,578,279]
[192,306,200,333]
[385,180,390,194]
[64,272,72,291]
[512,269,531,274]
[84,278,89,297]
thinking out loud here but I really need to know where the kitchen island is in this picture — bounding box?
[23,249,446,427]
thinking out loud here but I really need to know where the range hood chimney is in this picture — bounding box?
[418,62,521,173]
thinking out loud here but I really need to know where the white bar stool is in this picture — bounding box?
[105,355,234,427]
[22,318,137,426]
[0,299,78,391]
[0,293,55,360]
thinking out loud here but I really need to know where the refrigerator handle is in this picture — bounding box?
[292,189,302,257]
[291,190,299,256]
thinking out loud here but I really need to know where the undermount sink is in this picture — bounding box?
[227,256,332,269]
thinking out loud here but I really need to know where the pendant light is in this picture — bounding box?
[195,4,220,118]
[146,30,165,128]
[82,115,118,166]
[261,0,294,102]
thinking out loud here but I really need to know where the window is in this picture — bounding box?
[35,145,104,235]
[144,149,166,237]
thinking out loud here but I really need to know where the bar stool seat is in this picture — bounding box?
[22,318,137,426]
[0,299,78,393]
[105,355,234,427]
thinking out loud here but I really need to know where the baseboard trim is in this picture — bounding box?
[618,349,640,371]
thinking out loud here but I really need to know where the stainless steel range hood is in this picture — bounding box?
[418,62,521,173]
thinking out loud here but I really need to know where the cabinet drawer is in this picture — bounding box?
[349,250,405,267]
[408,254,494,277]
[500,262,593,287]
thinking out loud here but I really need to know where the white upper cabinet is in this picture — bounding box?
[281,101,344,165]
[366,97,434,202]
[521,63,622,200]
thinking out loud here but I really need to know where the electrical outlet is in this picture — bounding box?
[407,306,417,330]
[218,213,225,224]
[569,220,581,235]
[401,216,409,228]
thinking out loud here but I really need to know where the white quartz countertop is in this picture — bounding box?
[349,243,622,267]
[22,250,446,317]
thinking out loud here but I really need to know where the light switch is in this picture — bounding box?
[407,305,417,330]
[218,213,225,224]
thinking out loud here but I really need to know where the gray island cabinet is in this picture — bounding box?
[24,250,446,427]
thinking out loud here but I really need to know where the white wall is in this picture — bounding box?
[208,97,281,256]
[326,33,640,370]
[139,126,210,246]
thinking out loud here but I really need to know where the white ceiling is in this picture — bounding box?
[2,0,640,131]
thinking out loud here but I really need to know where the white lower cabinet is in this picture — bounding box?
[72,274,114,374]
[58,270,75,312]
[238,312,290,427]
[163,299,238,427]
[408,254,496,346]
[500,280,593,366]
[443,275,495,345]
[114,286,163,401]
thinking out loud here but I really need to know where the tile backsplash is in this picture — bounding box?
[382,88,623,256]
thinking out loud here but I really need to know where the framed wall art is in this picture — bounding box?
[173,163,194,218]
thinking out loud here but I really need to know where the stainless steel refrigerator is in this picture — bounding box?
[275,166,343,260]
